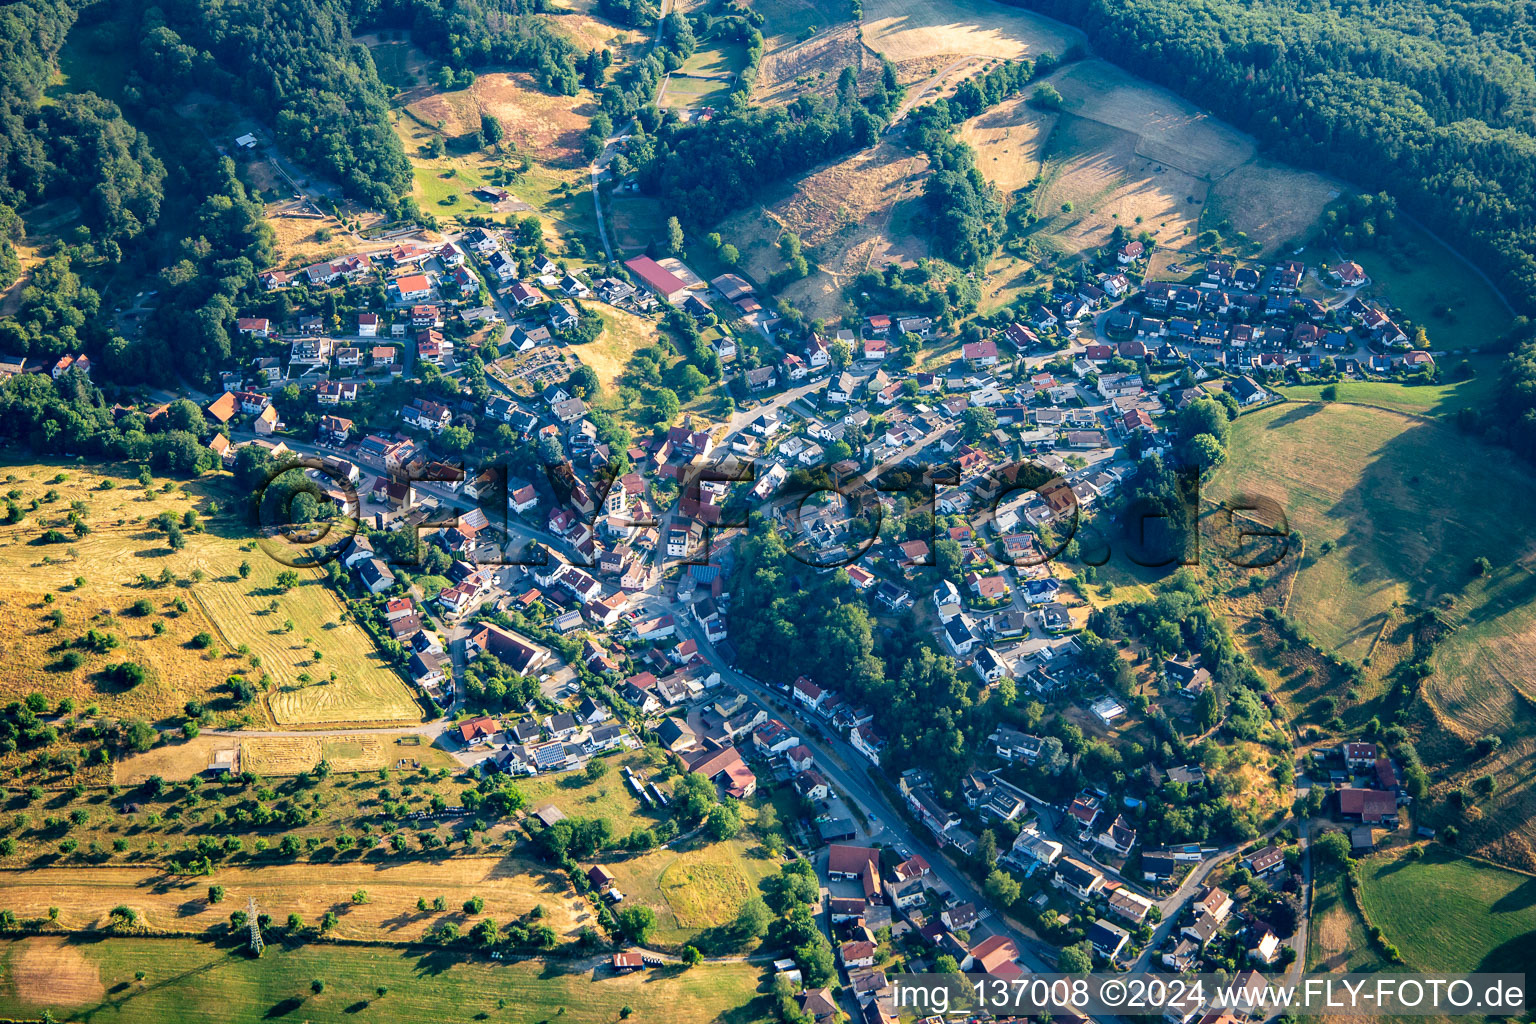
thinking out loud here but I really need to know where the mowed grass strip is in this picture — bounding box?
[189,558,418,726]
[1306,858,1390,974]
[0,936,773,1023]
[0,857,589,943]
[1355,848,1536,973]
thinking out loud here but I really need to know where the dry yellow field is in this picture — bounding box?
[1030,113,1204,254]
[1050,60,1254,179]
[238,734,454,775]
[861,0,1082,65]
[717,139,932,319]
[114,735,240,783]
[753,23,871,106]
[959,93,1055,193]
[1204,158,1340,254]
[0,859,590,942]
[406,71,600,168]
[0,461,419,728]
[567,306,663,395]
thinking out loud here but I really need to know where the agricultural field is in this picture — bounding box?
[959,94,1055,194]
[238,734,455,776]
[716,139,932,321]
[196,552,420,727]
[1209,402,1536,868]
[0,857,588,943]
[860,0,1082,71]
[602,835,782,947]
[0,936,772,1024]
[1355,848,1536,972]
[1026,112,1203,257]
[1202,159,1339,255]
[1307,858,1392,974]
[1050,61,1253,180]
[1208,403,1536,660]
[0,460,419,729]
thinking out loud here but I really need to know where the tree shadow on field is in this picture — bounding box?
[1477,928,1536,972]
[411,946,460,978]
[1262,403,1324,431]
[1490,875,1536,914]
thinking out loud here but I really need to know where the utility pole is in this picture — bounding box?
[247,896,264,957]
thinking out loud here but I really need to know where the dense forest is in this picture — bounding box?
[1006,0,1536,312]
[145,0,411,211]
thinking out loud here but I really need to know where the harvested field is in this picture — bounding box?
[0,460,418,729]
[861,0,1082,66]
[237,735,446,776]
[1029,113,1204,255]
[0,858,589,943]
[1203,159,1339,255]
[958,94,1055,193]
[7,936,103,1007]
[192,558,419,727]
[1050,60,1254,179]
[1308,859,1390,974]
[114,736,239,784]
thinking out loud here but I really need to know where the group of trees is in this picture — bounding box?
[635,89,888,227]
[903,56,1062,267]
[0,372,219,473]
[379,0,587,96]
[1001,0,1536,312]
[727,520,985,792]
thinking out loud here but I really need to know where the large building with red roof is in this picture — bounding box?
[624,256,690,304]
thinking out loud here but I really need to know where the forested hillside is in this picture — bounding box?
[1007,0,1536,311]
